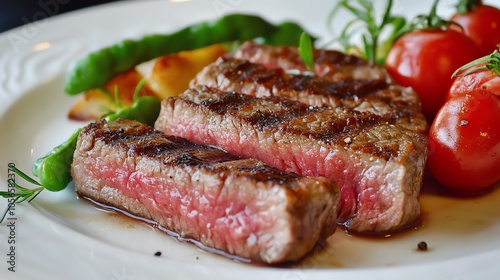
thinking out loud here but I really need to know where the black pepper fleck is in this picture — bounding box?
[417,241,428,251]
[154,251,162,257]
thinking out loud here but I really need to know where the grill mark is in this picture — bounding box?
[130,139,191,157]
[313,49,367,67]
[237,42,367,68]
[226,58,280,82]
[93,125,201,157]
[239,97,321,128]
[223,164,302,182]
[218,58,387,99]
[353,142,400,160]
[86,119,305,184]
[245,109,284,128]
[280,75,387,98]
[284,116,399,161]
[192,57,427,133]
[197,87,256,114]
[178,88,400,161]
[188,87,322,129]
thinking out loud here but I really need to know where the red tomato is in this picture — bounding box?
[448,68,500,99]
[385,29,480,122]
[450,4,500,57]
[427,89,500,194]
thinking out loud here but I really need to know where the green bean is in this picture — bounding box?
[65,13,313,94]
[31,94,160,192]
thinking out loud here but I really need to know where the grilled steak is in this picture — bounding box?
[71,119,339,263]
[155,87,427,233]
[234,41,388,81]
[190,57,427,133]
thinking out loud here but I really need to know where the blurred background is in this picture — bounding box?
[0,0,122,33]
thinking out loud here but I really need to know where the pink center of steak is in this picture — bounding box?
[89,160,278,249]
[72,119,339,263]
[155,88,426,233]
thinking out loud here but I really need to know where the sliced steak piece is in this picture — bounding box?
[155,87,427,233]
[233,41,388,81]
[190,57,427,133]
[71,119,339,264]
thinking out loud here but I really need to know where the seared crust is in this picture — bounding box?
[155,87,427,233]
[72,119,339,263]
[191,57,427,133]
[234,41,384,81]
[179,86,420,161]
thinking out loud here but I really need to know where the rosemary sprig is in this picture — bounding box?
[327,0,406,65]
[100,78,147,119]
[133,79,147,101]
[0,165,44,223]
[114,84,123,109]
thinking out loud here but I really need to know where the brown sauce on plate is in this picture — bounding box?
[78,174,500,268]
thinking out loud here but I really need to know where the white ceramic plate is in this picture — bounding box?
[1,0,499,279]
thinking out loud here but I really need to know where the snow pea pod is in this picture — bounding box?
[65,13,313,94]
[31,95,160,192]
[32,128,81,192]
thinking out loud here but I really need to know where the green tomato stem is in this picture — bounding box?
[456,0,483,15]
[452,50,500,77]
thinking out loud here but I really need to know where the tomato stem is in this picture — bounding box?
[452,49,500,77]
[408,0,459,31]
[456,0,482,15]
[428,0,439,26]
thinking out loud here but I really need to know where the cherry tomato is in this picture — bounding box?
[427,89,500,194]
[450,4,500,57]
[448,68,500,99]
[385,29,480,122]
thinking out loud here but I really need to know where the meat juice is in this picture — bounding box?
[76,175,500,268]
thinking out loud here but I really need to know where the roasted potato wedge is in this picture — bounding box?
[137,44,227,99]
[68,44,227,121]
[68,69,156,121]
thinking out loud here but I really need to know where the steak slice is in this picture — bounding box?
[233,41,388,81]
[71,119,339,264]
[190,57,427,133]
[155,87,427,233]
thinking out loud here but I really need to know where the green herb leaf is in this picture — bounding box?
[0,167,45,223]
[10,165,43,186]
[132,79,147,101]
[114,84,122,109]
[328,0,406,65]
[299,32,315,73]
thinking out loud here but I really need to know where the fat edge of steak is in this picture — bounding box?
[154,87,427,233]
[71,119,339,263]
